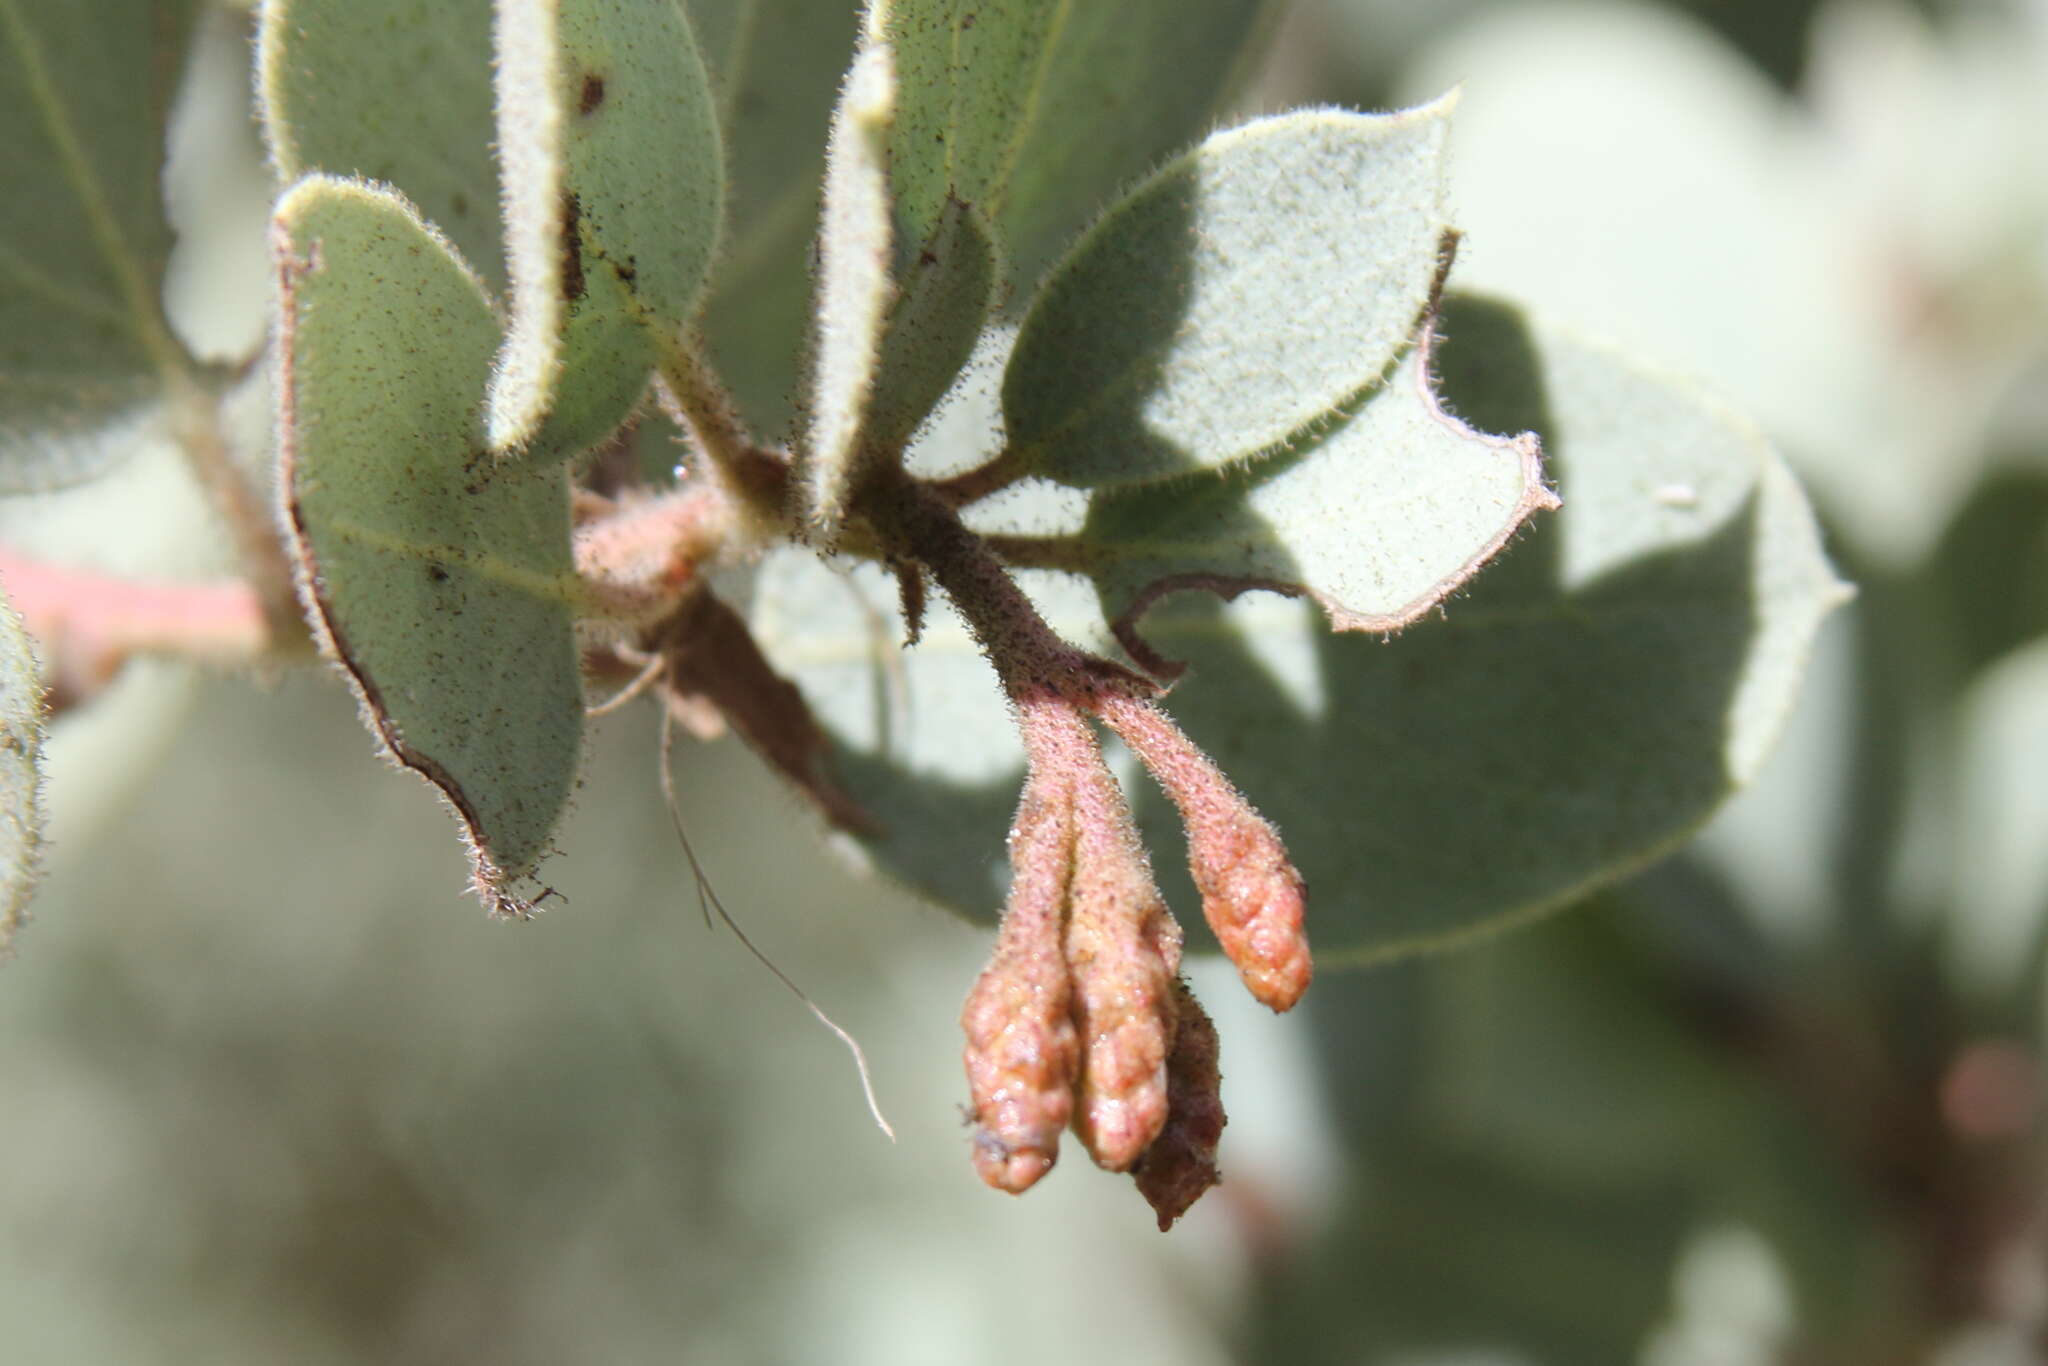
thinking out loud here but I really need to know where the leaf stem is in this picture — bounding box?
[928,444,1037,508]
[164,375,304,647]
[651,334,792,536]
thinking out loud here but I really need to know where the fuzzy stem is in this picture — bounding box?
[166,377,302,647]
[928,444,1036,508]
[0,549,267,707]
[651,334,791,536]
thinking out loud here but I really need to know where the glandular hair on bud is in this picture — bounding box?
[1133,979,1226,1231]
[961,778,1081,1193]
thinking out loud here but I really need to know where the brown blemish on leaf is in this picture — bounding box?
[560,193,586,303]
[577,72,606,115]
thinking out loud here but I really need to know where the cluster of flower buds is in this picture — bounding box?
[961,684,1310,1228]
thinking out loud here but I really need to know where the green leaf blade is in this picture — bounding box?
[257,0,504,286]
[881,0,1272,297]
[690,0,861,437]
[1002,100,1456,490]
[0,0,200,492]
[275,176,583,914]
[490,0,724,459]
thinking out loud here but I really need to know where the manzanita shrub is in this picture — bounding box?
[0,0,1844,1227]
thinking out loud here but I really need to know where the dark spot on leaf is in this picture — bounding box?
[615,255,637,284]
[578,73,606,115]
[427,563,450,583]
[560,193,586,303]
[451,191,469,217]
[961,11,976,27]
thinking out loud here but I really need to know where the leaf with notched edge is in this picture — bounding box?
[490,0,724,461]
[1078,323,1556,675]
[275,177,583,916]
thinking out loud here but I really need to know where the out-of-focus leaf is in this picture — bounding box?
[750,297,1847,962]
[880,0,1273,297]
[275,176,581,915]
[0,0,200,491]
[1076,339,1554,649]
[1948,639,2048,993]
[489,0,723,459]
[257,0,503,286]
[1401,3,2048,566]
[799,39,896,539]
[1002,101,1453,489]
[0,579,45,954]
[690,0,860,438]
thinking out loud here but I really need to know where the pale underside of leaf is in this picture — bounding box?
[275,176,583,916]
[749,295,1847,962]
[1080,326,1556,673]
[490,0,724,460]
[801,39,897,541]
[0,0,199,492]
[0,578,47,955]
[1002,99,1456,490]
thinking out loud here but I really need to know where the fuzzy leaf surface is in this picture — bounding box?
[258,0,503,285]
[1002,101,1454,489]
[881,0,1271,295]
[276,177,582,916]
[0,0,199,491]
[1074,338,1555,649]
[749,297,1846,959]
[490,0,723,458]
[801,40,896,538]
[689,0,860,437]
[0,579,45,953]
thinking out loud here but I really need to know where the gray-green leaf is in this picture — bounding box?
[750,296,1848,962]
[490,0,724,459]
[0,0,200,491]
[0,578,45,955]
[1002,100,1455,489]
[276,176,583,916]
[257,0,504,286]
[1076,336,1555,660]
[689,0,861,438]
[880,0,1273,296]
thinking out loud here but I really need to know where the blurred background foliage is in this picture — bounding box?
[5,0,2048,1362]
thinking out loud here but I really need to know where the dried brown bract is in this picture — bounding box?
[1133,979,1226,1231]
